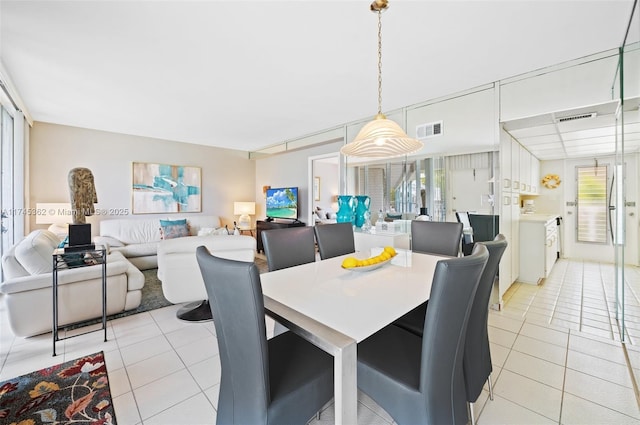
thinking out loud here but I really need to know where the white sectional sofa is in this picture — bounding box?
[157,234,256,320]
[0,229,144,337]
[94,215,221,270]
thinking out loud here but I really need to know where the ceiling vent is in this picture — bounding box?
[416,121,443,139]
[556,112,597,123]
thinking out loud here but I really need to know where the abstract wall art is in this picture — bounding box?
[132,162,201,214]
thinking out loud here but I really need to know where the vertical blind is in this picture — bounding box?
[576,165,608,244]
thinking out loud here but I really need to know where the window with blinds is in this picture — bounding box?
[576,165,608,244]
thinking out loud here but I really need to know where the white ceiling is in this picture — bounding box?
[0,0,637,153]
[503,98,640,160]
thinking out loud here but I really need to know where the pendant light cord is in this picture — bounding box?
[377,9,383,116]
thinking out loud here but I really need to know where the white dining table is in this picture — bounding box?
[260,248,445,424]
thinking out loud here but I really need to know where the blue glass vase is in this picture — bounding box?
[354,195,371,228]
[336,195,355,225]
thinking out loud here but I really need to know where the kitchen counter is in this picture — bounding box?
[520,213,560,224]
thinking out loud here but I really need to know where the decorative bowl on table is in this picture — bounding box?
[341,246,397,272]
[343,256,393,272]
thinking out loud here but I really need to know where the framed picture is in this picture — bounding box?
[132,162,201,214]
[313,177,321,201]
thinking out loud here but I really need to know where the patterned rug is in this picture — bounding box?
[0,351,116,424]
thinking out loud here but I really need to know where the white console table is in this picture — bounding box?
[353,228,410,252]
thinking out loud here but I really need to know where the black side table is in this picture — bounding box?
[52,245,107,356]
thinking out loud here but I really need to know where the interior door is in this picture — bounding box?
[449,168,492,218]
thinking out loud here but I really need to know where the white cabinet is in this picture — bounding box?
[530,156,540,194]
[511,137,520,191]
[519,144,531,193]
[519,215,559,284]
[517,143,541,195]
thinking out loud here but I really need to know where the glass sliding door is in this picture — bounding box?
[612,0,639,342]
[0,106,15,278]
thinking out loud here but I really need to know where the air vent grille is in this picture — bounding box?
[556,112,597,123]
[416,121,443,139]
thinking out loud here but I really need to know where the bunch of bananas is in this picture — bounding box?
[341,246,397,268]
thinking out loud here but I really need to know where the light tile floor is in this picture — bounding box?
[1,259,640,424]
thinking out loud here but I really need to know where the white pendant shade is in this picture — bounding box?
[341,1,424,159]
[341,115,423,158]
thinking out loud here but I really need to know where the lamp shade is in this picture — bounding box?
[234,201,255,229]
[35,203,73,225]
[233,202,255,215]
[340,115,423,158]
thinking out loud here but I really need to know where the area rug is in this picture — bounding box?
[0,351,116,424]
[72,259,269,327]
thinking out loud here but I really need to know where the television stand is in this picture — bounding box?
[256,219,306,253]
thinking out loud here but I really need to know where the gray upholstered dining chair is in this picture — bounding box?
[392,220,464,334]
[410,220,463,257]
[391,234,508,424]
[313,222,355,260]
[468,213,499,243]
[196,246,334,425]
[356,244,489,425]
[261,226,317,336]
[464,234,507,424]
[455,211,475,256]
[261,226,317,271]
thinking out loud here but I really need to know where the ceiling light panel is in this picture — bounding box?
[522,141,564,150]
[562,136,615,147]
[565,145,614,155]
[516,134,561,145]
[561,127,616,141]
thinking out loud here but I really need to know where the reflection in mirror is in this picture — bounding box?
[346,151,498,225]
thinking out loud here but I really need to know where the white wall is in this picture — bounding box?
[406,87,497,157]
[534,155,638,266]
[535,160,566,215]
[500,52,621,120]
[29,122,255,235]
[312,160,339,212]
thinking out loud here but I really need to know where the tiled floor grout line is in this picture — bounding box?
[625,275,640,345]
[579,260,586,335]
[597,261,617,341]
[111,326,145,425]
[622,341,640,410]
[547,260,570,328]
[557,328,572,425]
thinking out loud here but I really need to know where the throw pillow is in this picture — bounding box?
[159,219,190,240]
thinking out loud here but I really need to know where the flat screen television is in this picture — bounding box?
[265,187,299,220]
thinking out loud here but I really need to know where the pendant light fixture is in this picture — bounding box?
[340,0,423,158]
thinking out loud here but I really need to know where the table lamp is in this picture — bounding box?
[35,203,73,238]
[234,201,255,229]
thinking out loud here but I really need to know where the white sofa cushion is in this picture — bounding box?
[1,242,29,279]
[110,242,158,258]
[13,230,60,275]
[99,218,163,245]
[99,216,221,244]
[157,235,256,303]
